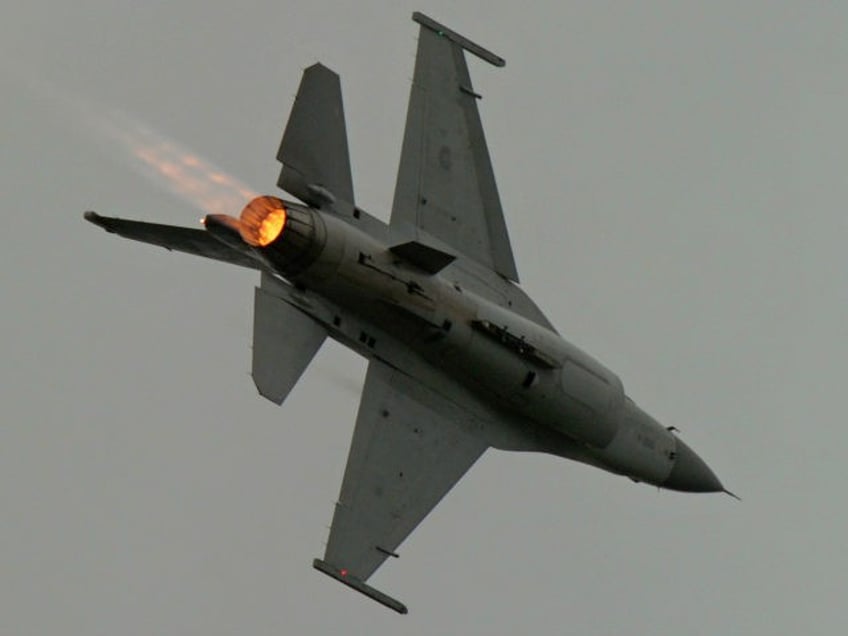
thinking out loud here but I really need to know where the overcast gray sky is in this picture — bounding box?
[2,2,846,634]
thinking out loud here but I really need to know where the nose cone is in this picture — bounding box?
[664,439,723,493]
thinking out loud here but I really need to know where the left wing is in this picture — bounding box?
[314,358,487,613]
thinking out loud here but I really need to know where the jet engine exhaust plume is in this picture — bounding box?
[237,196,288,246]
[11,71,259,217]
[99,113,259,216]
[204,195,326,278]
[203,195,288,247]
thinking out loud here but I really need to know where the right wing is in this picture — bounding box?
[315,358,488,612]
[390,13,519,282]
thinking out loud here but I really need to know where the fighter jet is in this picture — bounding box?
[85,12,730,614]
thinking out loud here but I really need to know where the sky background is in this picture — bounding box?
[2,2,846,634]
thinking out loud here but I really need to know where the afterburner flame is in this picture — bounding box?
[97,111,258,215]
[237,196,288,247]
[256,208,286,246]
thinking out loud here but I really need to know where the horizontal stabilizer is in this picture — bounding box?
[277,64,354,212]
[252,284,326,404]
[313,559,407,614]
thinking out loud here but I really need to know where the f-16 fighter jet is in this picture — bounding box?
[85,12,731,614]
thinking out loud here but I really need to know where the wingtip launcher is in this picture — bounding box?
[313,559,408,614]
[412,12,506,67]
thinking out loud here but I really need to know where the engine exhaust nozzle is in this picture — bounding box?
[204,195,325,277]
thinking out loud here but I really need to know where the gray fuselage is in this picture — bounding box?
[249,202,718,492]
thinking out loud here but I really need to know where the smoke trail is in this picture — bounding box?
[13,69,258,215]
[97,110,258,215]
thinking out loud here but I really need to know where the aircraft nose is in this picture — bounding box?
[664,439,723,493]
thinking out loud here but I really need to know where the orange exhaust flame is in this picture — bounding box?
[8,74,258,217]
[96,110,259,216]
[236,196,288,246]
